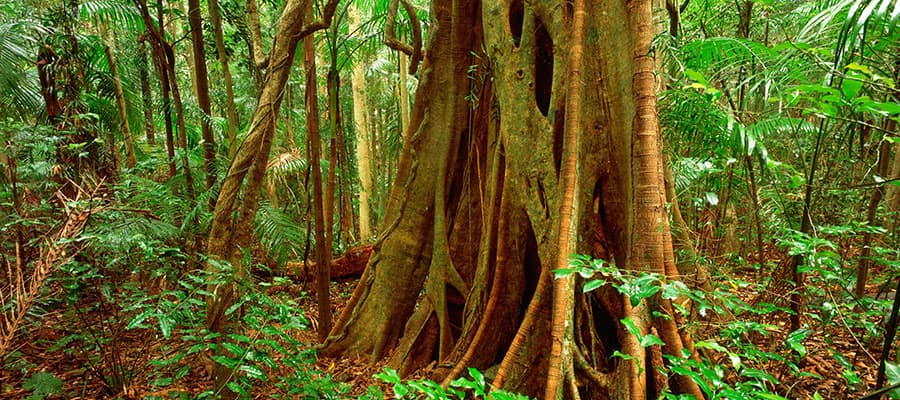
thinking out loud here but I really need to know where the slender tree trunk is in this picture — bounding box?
[208,0,239,158]
[398,51,410,138]
[746,155,764,270]
[138,40,156,146]
[349,3,374,240]
[103,36,137,168]
[886,144,900,232]
[855,137,894,297]
[544,0,584,396]
[164,48,197,204]
[326,68,355,242]
[203,0,340,390]
[303,0,332,341]
[737,0,754,39]
[187,0,218,202]
[141,0,176,178]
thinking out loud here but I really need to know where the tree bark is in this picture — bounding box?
[304,1,333,341]
[399,51,410,138]
[137,40,156,146]
[208,0,240,158]
[855,135,894,297]
[349,3,375,240]
[187,0,218,202]
[323,1,703,398]
[246,0,267,70]
[203,0,340,391]
[103,36,137,168]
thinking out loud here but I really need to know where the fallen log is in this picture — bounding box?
[285,245,372,284]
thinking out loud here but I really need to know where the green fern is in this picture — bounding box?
[254,201,308,268]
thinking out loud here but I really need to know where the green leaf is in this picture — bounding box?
[22,372,62,398]
[755,393,789,400]
[583,279,605,293]
[239,365,267,381]
[785,328,810,357]
[158,315,175,339]
[885,362,900,398]
[640,334,665,348]
[841,72,865,99]
[694,340,727,353]
[126,310,153,329]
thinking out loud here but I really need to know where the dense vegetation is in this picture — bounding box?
[0,0,899,398]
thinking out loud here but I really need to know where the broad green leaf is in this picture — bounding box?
[239,365,267,381]
[126,310,153,329]
[158,315,175,339]
[583,279,605,293]
[640,334,665,348]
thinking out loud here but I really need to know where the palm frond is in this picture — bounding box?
[79,0,148,33]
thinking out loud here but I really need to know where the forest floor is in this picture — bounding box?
[0,246,890,399]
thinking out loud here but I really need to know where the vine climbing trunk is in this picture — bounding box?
[203,0,340,391]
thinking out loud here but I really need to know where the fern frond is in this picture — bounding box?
[254,202,307,268]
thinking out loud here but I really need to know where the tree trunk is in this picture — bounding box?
[103,36,137,168]
[187,0,217,200]
[209,0,240,158]
[398,51,410,137]
[349,4,374,240]
[855,136,894,297]
[304,2,333,341]
[203,0,339,391]
[138,40,156,146]
[246,0,267,70]
[746,155,764,270]
[322,1,702,398]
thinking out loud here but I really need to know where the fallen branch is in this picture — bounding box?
[0,180,104,359]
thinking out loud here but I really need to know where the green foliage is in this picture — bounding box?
[374,367,532,400]
[22,372,63,400]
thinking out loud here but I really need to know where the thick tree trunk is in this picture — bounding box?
[323,1,702,398]
[187,0,217,199]
[349,4,374,240]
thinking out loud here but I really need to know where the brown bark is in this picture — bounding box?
[138,40,156,146]
[187,0,217,199]
[304,2,333,342]
[855,136,894,297]
[135,0,195,201]
[209,0,240,158]
[246,0,267,70]
[887,143,900,231]
[103,37,137,169]
[545,0,585,396]
[203,0,340,390]
[323,1,703,399]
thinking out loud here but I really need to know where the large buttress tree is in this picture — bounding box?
[322,0,701,398]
